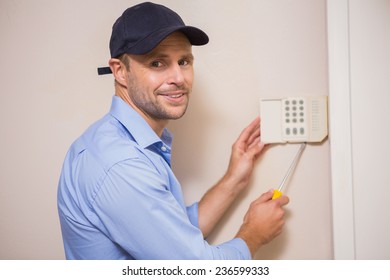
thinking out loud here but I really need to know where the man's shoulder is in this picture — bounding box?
[72,114,143,171]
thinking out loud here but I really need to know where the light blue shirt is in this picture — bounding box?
[57,96,251,260]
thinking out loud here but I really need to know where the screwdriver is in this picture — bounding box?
[272,142,306,199]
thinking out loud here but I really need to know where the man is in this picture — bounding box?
[58,2,289,260]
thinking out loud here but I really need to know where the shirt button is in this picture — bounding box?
[161,146,167,152]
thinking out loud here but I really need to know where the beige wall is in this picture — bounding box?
[0,0,332,259]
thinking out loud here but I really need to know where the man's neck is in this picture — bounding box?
[114,90,168,138]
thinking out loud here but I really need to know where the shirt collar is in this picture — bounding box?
[109,96,173,150]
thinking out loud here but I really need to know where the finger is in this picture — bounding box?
[257,190,274,202]
[247,127,261,146]
[248,136,263,150]
[274,195,290,207]
[247,137,265,158]
[237,117,260,143]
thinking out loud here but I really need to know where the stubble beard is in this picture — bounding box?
[128,84,190,121]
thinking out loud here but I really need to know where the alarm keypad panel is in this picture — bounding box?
[260,96,328,144]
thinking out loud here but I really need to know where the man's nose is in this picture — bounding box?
[166,64,185,86]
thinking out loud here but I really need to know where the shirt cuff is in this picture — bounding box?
[186,203,251,259]
[223,238,252,260]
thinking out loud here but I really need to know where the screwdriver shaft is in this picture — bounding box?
[278,142,306,192]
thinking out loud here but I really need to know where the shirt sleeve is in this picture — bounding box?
[186,202,199,228]
[88,158,251,260]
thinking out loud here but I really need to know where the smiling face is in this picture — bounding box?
[112,32,194,135]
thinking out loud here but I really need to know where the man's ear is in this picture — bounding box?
[109,58,127,87]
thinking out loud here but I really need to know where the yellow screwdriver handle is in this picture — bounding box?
[272,189,283,200]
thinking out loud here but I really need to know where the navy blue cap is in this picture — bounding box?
[97,2,209,75]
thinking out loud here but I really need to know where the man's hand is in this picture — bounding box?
[225,117,265,192]
[236,190,290,257]
[198,117,266,237]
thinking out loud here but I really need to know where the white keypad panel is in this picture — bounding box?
[260,95,328,143]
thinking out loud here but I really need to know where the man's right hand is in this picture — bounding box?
[235,190,290,257]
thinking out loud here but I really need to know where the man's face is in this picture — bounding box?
[124,32,194,125]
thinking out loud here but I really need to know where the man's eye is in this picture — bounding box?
[178,59,189,66]
[151,61,163,67]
